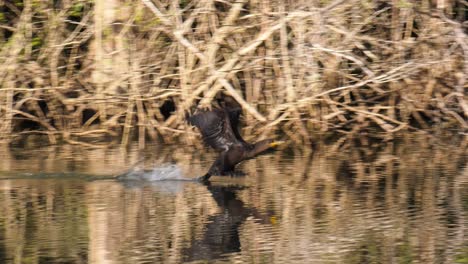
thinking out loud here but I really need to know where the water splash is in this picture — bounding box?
[117,164,196,194]
[120,164,191,182]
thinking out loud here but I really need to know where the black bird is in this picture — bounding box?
[188,96,283,182]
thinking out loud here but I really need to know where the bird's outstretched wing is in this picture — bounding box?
[188,109,239,152]
[226,108,249,146]
[219,96,250,147]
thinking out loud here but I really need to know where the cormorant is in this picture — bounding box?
[188,96,283,182]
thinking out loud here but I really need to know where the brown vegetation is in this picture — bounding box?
[0,0,466,147]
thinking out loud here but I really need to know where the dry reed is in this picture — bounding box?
[0,0,466,147]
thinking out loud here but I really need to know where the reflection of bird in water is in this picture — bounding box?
[188,95,284,182]
[182,183,275,262]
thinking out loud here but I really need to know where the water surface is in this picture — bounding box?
[0,135,467,263]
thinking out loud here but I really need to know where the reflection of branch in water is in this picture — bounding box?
[182,183,271,262]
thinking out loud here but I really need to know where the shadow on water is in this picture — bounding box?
[182,183,274,262]
[116,166,271,261]
[0,134,466,263]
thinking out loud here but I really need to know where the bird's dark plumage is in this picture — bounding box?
[188,95,282,182]
[188,108,237,152]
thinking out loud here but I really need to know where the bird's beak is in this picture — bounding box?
[269,141,285,148]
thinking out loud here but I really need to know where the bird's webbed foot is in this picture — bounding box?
[196,173,211,183]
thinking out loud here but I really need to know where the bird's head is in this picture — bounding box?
[269,140,285,148]
[248,139,285,158]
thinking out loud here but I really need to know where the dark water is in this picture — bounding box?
[0,136,467,264]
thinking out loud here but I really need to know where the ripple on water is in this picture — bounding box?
[0,138,466,264]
